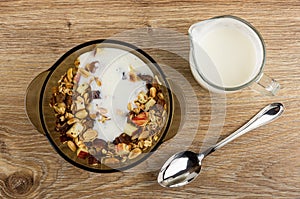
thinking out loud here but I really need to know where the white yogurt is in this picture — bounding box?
[77,47,153,141]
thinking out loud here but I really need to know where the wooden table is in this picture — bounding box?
[0,0,299,198]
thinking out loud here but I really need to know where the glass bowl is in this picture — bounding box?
[26,39,178,172]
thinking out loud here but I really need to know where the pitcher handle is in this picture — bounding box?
[251,73,280,96]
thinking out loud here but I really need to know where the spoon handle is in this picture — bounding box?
[202,103,284,157]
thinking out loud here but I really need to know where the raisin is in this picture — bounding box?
[93,139,108,149]
[138,74,153,83]
[55,93,65,103]
[86,61,99,73]
[88,156,99,165]
[91,90,101,99]
[113,133,132,145]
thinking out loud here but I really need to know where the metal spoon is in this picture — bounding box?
[158,103,284,188]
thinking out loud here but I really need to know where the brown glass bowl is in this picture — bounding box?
[26,39,179,172]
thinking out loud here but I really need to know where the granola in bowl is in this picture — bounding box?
[49,44,170,171]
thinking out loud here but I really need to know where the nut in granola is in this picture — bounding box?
[103,157,120,165]
[76,82,89,95]
[145,98,156,112]
[149,87,157,98]
[82,129,98,142]
[66,122,84,139]
[137,91,148,104]
[128,148,142,159]
[138,130,150,140]
[78,68,91,78]
[75,96,85,111]
[67,140,77,152]
[75,109,88,119]
[67,68,74,82]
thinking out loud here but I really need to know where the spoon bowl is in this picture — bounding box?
[158,151,203,187]
[158,103,284,188]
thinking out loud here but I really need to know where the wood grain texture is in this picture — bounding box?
[0,0,299,198]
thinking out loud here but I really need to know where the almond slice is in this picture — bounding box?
[75,109,88,119]
[67,141,77,152]
[128,148,142,159]
[82,129,98,142]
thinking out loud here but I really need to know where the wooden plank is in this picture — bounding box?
[0,0,299,198]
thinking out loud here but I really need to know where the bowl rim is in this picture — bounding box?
[39,39,174,173]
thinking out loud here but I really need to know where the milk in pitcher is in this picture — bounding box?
[189,17,264,91]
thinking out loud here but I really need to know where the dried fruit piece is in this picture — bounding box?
[128,148,142,159]
[77,147,89,159]
[91,90,101,99]
[74,73,81,83]
[88,156,99,165]
[93,138,108,149]
[137,74,153,83]
[55,122,69,133]
[132,112,149,126]
[55,93,65,103]
[129,71,137,82]
[60,135,71,143]
[117,133,132,144]
[85,61,99,73]
[65,95,73,107]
